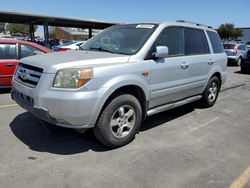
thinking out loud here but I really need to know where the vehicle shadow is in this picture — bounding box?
[0,88,11,94]
[234,70,250,75]
[9,112,111,154]
[10,104,195,155]
[140,104,195,132]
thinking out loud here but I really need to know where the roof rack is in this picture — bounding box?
[176,20,213,29]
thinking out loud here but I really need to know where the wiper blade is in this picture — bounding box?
[89,47,113,53]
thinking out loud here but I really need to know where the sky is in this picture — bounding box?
[0,0,249,28]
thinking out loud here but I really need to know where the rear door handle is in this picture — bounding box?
[208,60,213,65]
[6,64,15,67]
[181,62,189,69]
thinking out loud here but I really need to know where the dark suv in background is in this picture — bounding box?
[241,50,250,73]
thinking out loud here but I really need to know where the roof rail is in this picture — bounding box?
[176,20,213,29]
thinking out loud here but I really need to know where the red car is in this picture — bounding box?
[0,39,52,88]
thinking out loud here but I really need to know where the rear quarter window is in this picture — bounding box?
[207,31,224,53]
[19,44,45,59]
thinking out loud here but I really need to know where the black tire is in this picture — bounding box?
[94,94,142,148]
[241,64,248,74]
[241,66,246,73]
[200,76,220,108]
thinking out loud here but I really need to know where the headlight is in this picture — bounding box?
[53,68,93,88]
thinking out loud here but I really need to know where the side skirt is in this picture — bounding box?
[147,95,202,116]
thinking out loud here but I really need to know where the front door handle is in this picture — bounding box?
[181,62,189,69]
[6,64,15,67]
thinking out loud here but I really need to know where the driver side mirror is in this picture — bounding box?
[153,46,169,59]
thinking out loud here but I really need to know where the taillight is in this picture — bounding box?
[58,48,71,51]
[233,45,237,54]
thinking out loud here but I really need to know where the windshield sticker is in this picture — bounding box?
[136,24,155,29]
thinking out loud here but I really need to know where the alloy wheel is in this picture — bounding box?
[110,105,136,138]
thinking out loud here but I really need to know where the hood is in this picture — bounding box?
[20,50,130,73]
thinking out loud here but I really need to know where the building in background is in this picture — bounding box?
[237,28,250,44]
[49,27,101,41]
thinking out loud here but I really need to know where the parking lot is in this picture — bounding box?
[0,66,249,188]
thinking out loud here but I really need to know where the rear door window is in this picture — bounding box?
[239,45,247,51]
[0,43,16,59]
[223,44,235,49]
[184,28,209,55]
[19,44,44,59]
[207,31,224,53]
[238,45,244,50]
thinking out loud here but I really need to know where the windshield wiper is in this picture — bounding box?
[89,47,114,53]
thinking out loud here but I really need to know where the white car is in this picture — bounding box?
[53,41,86,51]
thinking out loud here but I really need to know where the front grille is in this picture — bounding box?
[14,63,43,88]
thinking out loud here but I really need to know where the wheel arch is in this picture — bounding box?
[101,85,148,121]
[211,72,222,87]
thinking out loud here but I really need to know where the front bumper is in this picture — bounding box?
[12,78,110,129]
[11,89,64,126]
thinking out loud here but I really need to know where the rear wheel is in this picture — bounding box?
[94,94,142,148]
[240,63,249,74]
[200,76,220,108]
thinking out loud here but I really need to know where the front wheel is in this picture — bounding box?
[241,65,246,73]
[200,76,220,108]
[94,94,142,148]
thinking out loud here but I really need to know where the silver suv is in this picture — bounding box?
[223,42,248,66]
[11,21,227,147]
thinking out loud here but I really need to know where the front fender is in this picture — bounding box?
[103,74,150,100]
[89,74,150,126]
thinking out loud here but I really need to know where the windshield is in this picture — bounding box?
[62,41,76,46]
[81,24,158,55]
[223,44,235,49]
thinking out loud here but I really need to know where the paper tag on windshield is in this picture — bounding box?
[136,24,155,29]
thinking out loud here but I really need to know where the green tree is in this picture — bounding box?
[0,22,5,33]
[231,28,243,40]
[217,23,243,41]
[6,23,38,36]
